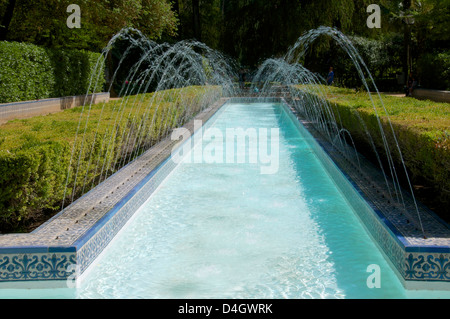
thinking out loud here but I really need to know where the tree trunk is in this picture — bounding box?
[0,0,17,41]
[192,0,201,41]
[403,0,412,78]
[221,0,226,19]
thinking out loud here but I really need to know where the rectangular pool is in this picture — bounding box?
[1,101,447,298]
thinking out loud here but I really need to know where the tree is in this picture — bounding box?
[218,0,363,67]
[173,0,396,68]
[1,0,178,51]
[133,0,178,40]
[380,0,450,86]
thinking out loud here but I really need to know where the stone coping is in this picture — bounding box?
[412,88,450,103]
[0,92,110,124]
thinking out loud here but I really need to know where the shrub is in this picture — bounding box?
[0,41,106,103]
[416,51,450,91]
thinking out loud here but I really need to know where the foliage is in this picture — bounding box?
[0,0,178,52]
[327,33,404,91]
[176,0,222,47]
[378,0,450,87]
[416,51,450,90]
[222,0,363,67]
[314,85,450,138]
[175,0,375,68]
[2,0,448,91]
[0,41,105,103]
[380,0,450,43]
[171,0,449,91]
[0,86,222,232]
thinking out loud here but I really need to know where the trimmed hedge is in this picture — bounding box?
[0,86,222,232]
[293,85,450,222]
[0,41,106,103]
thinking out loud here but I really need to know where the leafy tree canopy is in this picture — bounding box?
[0,0,178,51]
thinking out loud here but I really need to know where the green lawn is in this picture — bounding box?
[316,86,450,142]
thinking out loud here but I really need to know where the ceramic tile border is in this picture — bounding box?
[0,252,76,283]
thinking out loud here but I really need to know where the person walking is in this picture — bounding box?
[239,68,246,90]
[406,73,417,97]
[327,67,334,85]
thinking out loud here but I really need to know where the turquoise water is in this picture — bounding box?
[1,102,448,298]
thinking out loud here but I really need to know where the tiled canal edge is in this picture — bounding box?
[281,99,450,290]
[0,97,230,286]
[1,96,448,290]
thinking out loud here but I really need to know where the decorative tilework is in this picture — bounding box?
[405,253,450,281]
[0,253,76,281]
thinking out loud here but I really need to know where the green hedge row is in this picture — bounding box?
[0,86,222,233]
[0,41,106,103]
[293,85,450,223]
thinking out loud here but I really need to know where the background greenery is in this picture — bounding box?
[1,0,449,92]
[173,0,449,91]
[0,0,178,51]
[0,41,105,103]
